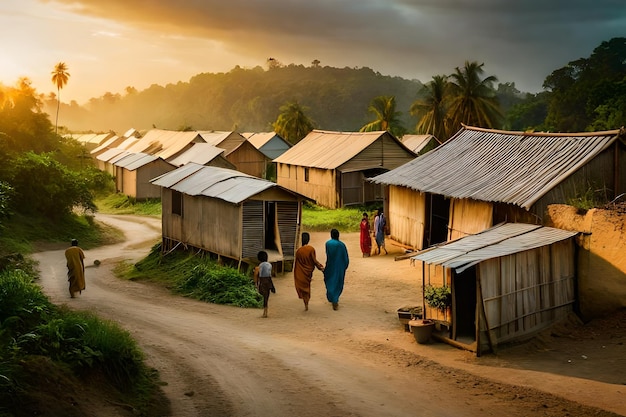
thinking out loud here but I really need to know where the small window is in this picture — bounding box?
[304,167,309,182]
[172,190,183,216]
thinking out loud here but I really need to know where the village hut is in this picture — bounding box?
[243,132,292,180]
[150,163,307,270]
[166,143,236,169]
[65,131,116,151]
[199,131,267,178]
[95,148,128,175]
[400,134,440,155]
[371,125,626,251]
[273,130,416,208]
[91,128,141,157]
[113,151,175,200]
[411,223,577,356]
[124,129,206,160]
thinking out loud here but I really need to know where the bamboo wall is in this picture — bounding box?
[478,239,575,351]
[388,185,426,250]
[448,199,493,240]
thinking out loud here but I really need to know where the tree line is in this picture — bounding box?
[39,37,624,144]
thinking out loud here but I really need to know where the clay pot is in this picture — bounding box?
[409,319,435,344]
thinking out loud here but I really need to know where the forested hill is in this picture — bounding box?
[51,65,424,134]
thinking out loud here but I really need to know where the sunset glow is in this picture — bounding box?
[1,0,625,104]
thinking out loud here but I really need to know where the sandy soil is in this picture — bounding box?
[32,214,626,417]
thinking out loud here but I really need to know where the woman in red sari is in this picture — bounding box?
[359,212,372,257]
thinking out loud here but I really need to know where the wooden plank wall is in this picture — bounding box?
[479,239,575,348]
[276,164,337,208]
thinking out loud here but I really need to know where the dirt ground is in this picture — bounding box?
[32,214,626,417]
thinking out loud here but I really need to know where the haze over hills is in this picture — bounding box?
[45,65,429,135]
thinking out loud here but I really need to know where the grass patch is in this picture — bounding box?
[0,212,124,256]
[0,265,168,416]
[121,243,262,308]
[301,202,381,232]
[96,193,162,216]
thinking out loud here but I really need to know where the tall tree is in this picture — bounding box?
[359,95,405,137]
[447,61,502,133]
[410,75,450,141]
[272,101,315,144]
[51,62,70,134]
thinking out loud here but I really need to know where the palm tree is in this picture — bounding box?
[410,75,450,141]
[446,61,502,133]
[51,62,70,134]
[272,101,315,144]
[359,95,405,137]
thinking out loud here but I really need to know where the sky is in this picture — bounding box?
[1,0,624,105]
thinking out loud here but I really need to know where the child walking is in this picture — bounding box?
[254,251,275,318]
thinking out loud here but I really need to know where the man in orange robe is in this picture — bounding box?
[293,232,324,311]
[65,239,85,298]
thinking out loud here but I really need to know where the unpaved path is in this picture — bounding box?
[33,214,626,416]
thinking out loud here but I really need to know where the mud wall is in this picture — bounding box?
[545,204,626,320]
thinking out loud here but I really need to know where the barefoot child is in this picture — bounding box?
[254,251,275,318]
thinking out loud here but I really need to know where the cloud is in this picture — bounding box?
[27,0,626,96]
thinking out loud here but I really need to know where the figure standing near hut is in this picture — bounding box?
[374,209,388,255]
[64,239,85,298]
[359,212,372,257]
[293,232,324,311]
[323,229,349,311]
[254,251,275,318]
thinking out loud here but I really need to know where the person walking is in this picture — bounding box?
[323,229,349,311]
[293,232,324,311]
[64,239,85,298]
[253,251,275,318]
[374,209,388,255]
[359,212,372,257]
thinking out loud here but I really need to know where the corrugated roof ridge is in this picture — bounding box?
[462,124,620,137]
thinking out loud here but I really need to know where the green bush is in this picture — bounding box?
[178,263,263,308]
[19,308,145,387]
[8,152,96,220]
[0,269,54,336]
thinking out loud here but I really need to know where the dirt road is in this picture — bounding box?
[33,214,626,416]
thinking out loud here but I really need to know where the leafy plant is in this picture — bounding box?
[423,284,451,311]
[178,263,262,308]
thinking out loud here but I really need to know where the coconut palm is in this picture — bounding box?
[410,75,450,141]
[359,95,405,137]
[51,62,70,134]
[446,61,502,132]
[272,101,315,144]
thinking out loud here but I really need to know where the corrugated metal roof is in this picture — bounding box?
[90,135,119,155]
[167,143,227,167]
[96,148,127,162]
[412,223,577,273]
[401,134,439,153]
[151,163,204,188]
[372,126,620,209]
[150,163,279,204]
[273,130,393,169]
[125,129,203,160]
[114,152,161,171]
